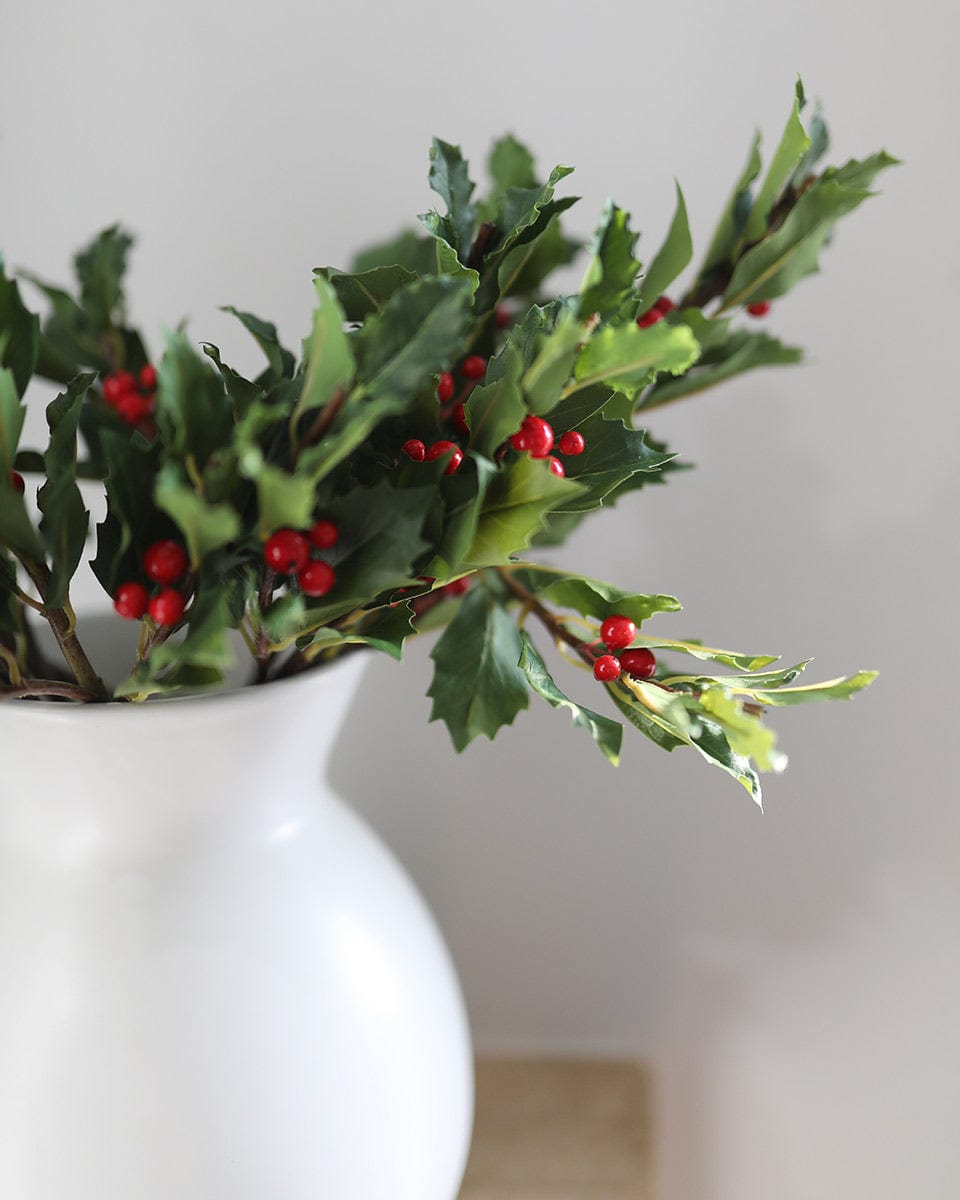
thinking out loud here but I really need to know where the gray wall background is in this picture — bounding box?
[4,1,958,1196]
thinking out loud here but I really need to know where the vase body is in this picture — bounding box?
[0,656,473,1200]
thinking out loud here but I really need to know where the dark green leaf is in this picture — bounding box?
[699,131,762,274]
[221,307,296,380]
[0,258,40,397]
[508,566,680,625]
[551,412,676,512]
[521,312,586,415]
[350,229,438,276]
[577,200,641,319]
[155,331,234,466]
[0,367,44,560]
[428,137,478,254]
[90,429,166,594]
[428,586,529,751]
[37,375,94,606]
[315,265,417,321]
[636,183,692,311]
[518,632,622,765]
[73,225,132,333]
[465,344,527,457]
[202,343,263,418]
[295,275,354,416]
[488,134,537,197]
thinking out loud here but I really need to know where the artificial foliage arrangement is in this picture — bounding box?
[0,81,892,803]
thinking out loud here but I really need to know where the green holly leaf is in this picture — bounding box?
[350,229,438,276]
[699,131,762,275]
[465,344,527,457]
[315,265,418,322]
[156,332,233,467]
[427,137,478,255]
[0,367,44,561]
[570,321,700,400]
[742,80,811,244]
[496,219,581,301]
[90,428,167,594]
[577,200,641,319]
[294,275,354,418]
[37,375,94,606]
[636,182,692,312]
[428,586,529,751]
[508,565,680,625]
[201,342,263,419]
[221,307,296,381]
[427,456,499,576]
[73,225,132,334]
[789,100,830,187]
[240,454,316,537]
[719,171,890,311]
[154,465,241,566]
[632,634,777,671]
[0,548,19,638]
[552,411,677,511]
[466,454,584,566]
[0,259,40,397]
[488,134,537,197]
[696,685,786,772]
[709,667,878,707]
[518,632,622,765]
[639,319,802,411]
[521,312,588,415]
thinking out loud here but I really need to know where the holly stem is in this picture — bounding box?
[0,679,103,702]
[19,559,108,701]
[494,567,595,667]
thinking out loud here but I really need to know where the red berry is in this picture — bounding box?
[402,439,426,462]
[451,401,470,437]
[148,588,185,627]
[618,647,657,679]
[460,355,487,381]
[548,456,565,478]
[103,371,136,405]
[510,415,554,458]
[593,654,622,682]
[10,470,25,494]
[444,576,471,597]
[297,560,336,597]
[143,539,188,584]
[113,582,149,620]
[600,614,636,650]
[308,519,338,549]
[425,440,464,475]
[655,295,676,314]
[436,372,455,403]
[636,308,663,329]
[558,430,585,456]
[263,528,310,573]
[116,391,154,424]
[747,301,771,317]
[139,364,157,391]
[494,305,513,329]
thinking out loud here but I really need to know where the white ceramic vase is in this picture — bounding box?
[0,654,473,1200]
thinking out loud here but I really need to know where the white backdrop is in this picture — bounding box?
[4,1,959,1196]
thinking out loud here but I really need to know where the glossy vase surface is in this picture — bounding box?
[0,655,473,1200]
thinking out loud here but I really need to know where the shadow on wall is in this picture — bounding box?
[328,447,960,1198]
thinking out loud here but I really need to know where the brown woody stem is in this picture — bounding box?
[20,559,108,701]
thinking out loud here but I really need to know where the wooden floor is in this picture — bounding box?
[458,1058,652,1200]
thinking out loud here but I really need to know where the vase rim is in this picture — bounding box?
[0,647,369,722]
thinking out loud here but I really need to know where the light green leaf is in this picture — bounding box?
[637,182,692,311]
[569,321,700,400]
[721,668,878,707]
[465,344,527,457]
[743,81,811,243]
[350,229,437,276]
[522,312,588,414]
[466,454,584,566]
[156,332,233,466]
[488,134,537,197]
[632,634,778,671]
[428,587,529,751]
[241,452,316,537]
[154,466,241,566]
[697,685,786,772]
[518,632,622,765]
[508,565,680,626]
[295,275,354,418]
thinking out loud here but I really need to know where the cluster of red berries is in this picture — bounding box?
[591,614,657,683]
[102,365,157,426]
[636,295,677,330]
[402,438,464,475]
[263,519,338,597]
[510,415,585,478]
[113,539,189,626]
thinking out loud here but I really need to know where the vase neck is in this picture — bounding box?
[0,654,367,866]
